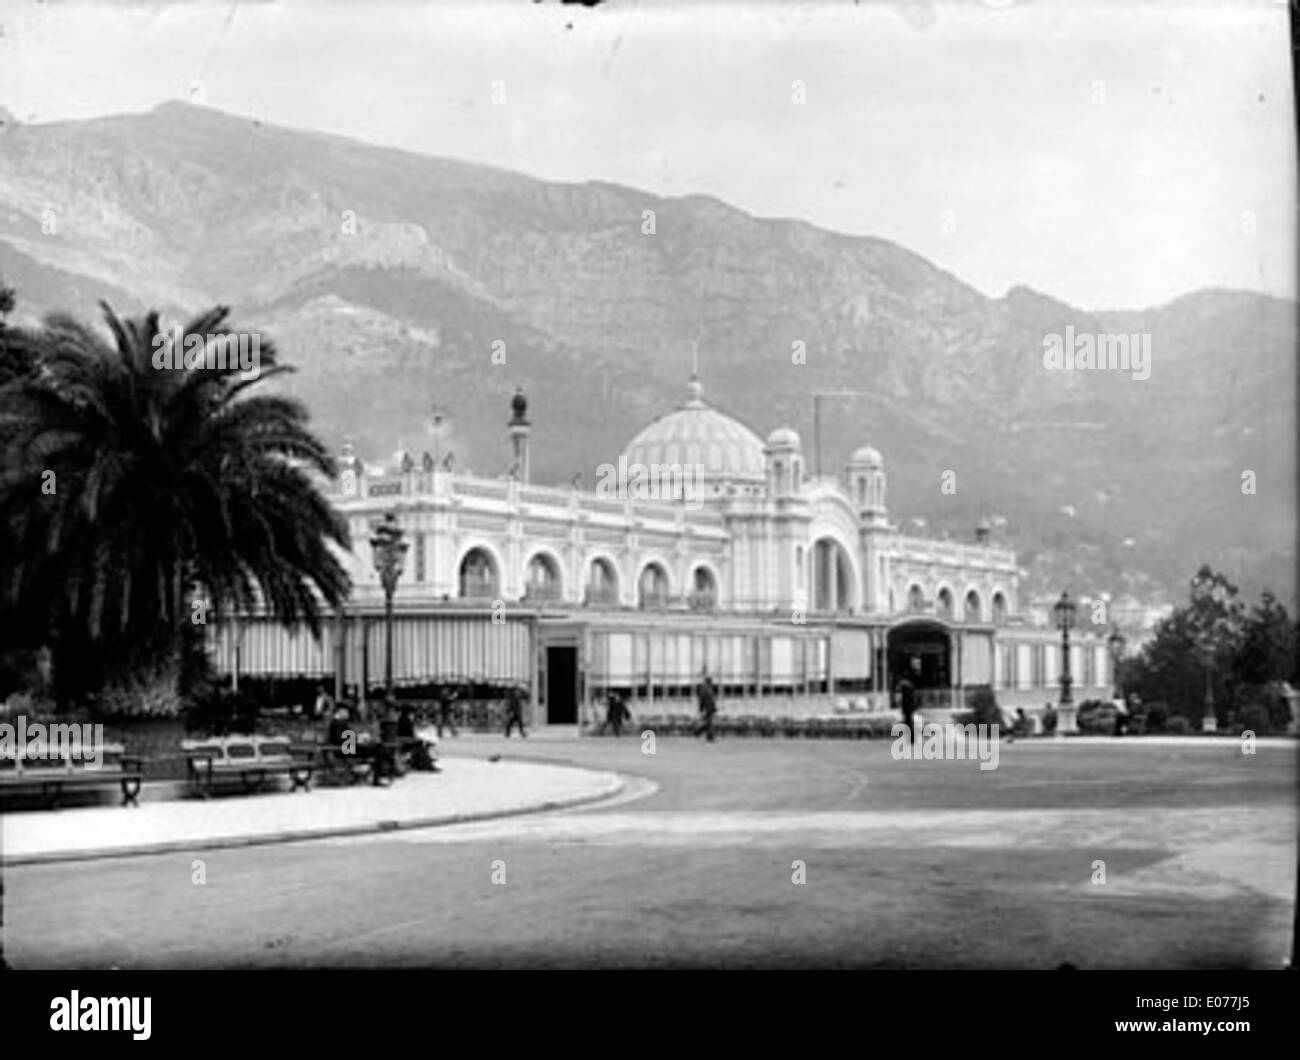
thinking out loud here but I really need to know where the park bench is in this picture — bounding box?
[182,735,316,797]
[303,740,378,786]
[292,732,416,785]
[0,741,144,808]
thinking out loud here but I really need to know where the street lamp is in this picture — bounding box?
[1053,591,1077,733]
[369,511,408,704]
[1106,626,1126,701]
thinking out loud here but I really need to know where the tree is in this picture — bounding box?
[0,280,39,387]
[1124,609,1206,719]
[1185,565,1245,723]
[1125,565,1244,723]
[0,302,352,706]
[1235,592,1296,686]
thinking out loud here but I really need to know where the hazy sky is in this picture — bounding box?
[0,0,1293,309]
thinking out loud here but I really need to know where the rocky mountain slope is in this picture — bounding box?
[0,102,1293,606]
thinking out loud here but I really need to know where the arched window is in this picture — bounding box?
[965,589,982,624]
[936,587,953,620]
[908,585,926,613]
[524,552,561,602]
[586,557,619,606]
[992,592,1008,625]
[689,566,717,610]
[459,548,498,599]
[638,563,670,609]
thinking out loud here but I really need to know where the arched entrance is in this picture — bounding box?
[887,619,953,706]
[810,537,854,613]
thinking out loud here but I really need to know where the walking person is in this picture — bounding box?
[504,685,527,738]
[436,684,460,739]
[696,675,718,742]
[602,690,630,736]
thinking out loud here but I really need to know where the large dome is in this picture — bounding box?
[622,376,766,485]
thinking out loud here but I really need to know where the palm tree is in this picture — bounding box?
[0,302,351,704]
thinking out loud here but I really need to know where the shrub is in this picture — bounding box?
[968,686,1000,728]
[1237,703,1271,736]
[184,686,260,735]
[1233,683,1292,735]
[1041,706,1058,735]
[1143,702,1168,733]
[1076,699,1117,735]
[95,662,183,719]
[1164,714,1191,735]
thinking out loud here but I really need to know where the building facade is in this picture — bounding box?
[210,378,1115,727]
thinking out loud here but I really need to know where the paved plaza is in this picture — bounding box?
[4,735,1294,969]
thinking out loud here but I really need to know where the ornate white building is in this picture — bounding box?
[211,377,1114,727]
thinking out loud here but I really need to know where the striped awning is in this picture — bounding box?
[358,616,531,684]
[208,620,334,678]
[210,613,532,685]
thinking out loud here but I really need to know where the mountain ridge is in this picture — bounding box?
[0,100,1293,608]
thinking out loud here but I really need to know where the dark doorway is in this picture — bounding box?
[546,646,577,724]
[887,622,951,690]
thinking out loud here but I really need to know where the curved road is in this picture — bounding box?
[5,735,1294,968]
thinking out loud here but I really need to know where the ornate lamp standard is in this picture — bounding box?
[1053,591,1077,733]
[369,511,408,704]
[1106,626,1127,701]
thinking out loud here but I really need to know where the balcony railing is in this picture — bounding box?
[687,591,717,612]
[459,576,499,601]
[521,583,563,605]
[584,586,621,608]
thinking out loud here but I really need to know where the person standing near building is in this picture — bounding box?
[696,675,718,743]
[897,674,918,744]
[504,685,527,738]
[437,684,460,739]
[602,690,631,736]
[313,684,333,720]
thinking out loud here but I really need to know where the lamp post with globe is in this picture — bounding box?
[370,511,409,704]
[1106,626,1127,701]
[1053,591,1078,734]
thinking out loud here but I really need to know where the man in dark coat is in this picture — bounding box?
[504,685,527,738]
[602,691,631,736]
[897,675,918,744]
[696,676,718,742]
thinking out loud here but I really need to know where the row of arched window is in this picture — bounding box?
[904,584,1008,624]
[452,545,1008,621]
[457,548,718,610]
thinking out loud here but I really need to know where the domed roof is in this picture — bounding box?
[849,445,884,466]
[622,375,766,484]
[766,425,801,450]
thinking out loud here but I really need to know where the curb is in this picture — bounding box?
[2,773,624,868]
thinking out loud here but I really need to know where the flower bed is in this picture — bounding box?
[586,713,901,739]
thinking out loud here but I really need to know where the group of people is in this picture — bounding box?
[314,682,529,745]
[321,696,440,781]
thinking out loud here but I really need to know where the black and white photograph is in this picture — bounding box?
[0,0,1295,1028]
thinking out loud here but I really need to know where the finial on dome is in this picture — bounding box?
[686,372,705,407]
